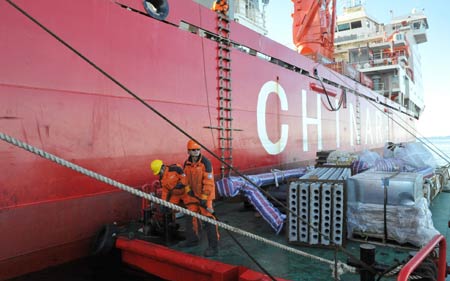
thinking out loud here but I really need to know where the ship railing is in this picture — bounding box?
[350,54,406,71]
[397,234,447,281]
[335,30,386,44]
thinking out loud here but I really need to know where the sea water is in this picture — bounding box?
[420,136,450,166]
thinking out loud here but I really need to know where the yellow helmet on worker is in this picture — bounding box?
[150,159,164,175]
[187,140,201,150]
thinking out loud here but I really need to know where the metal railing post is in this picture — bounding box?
[397,234,447,281]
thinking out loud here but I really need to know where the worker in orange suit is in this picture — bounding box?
[150,159,187,213]
[182,140,219,257]
[212,0,228,13]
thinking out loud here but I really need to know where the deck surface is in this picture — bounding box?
[8,192,450,281]
[170,191,450,280]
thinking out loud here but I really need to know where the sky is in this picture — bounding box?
[265,0,450,137]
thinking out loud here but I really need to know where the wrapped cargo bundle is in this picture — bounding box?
[346,171,439,246]
[347,198,438,246]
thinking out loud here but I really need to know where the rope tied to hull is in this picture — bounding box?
[0,131,357,278]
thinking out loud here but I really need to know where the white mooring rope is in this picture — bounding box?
[0,132,356,277]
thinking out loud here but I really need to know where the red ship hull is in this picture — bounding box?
[0,0,416,279]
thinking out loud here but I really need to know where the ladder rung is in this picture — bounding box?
[218,42,231,48]
[218,61,231,67]
[219,137,233,140]
[218,66,231,71]
[218,44,230,48]
[218,26,230,32]
[218,56,231,62]
[218,14,230,22]
[218,81,231,87]
[221,157,233,161]
[220,167,233,172]
[218,18,230,24]
[219,38,231,44]
[218,86,232,91]
[218,53,231,59]
[218,45,231,51]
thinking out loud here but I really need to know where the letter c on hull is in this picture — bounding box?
[257,81,289,155]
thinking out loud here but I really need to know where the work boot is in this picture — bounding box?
[204,222,219,257]
[179,216,199,248]
[203,246,218,257]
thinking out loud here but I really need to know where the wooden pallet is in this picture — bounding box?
[315,150,334,167]
[350,231,418,250]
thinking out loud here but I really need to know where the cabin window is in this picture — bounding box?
[337,23,350,31]
[395,33,403,41]
[245,0,259,21]
[351,20,362,29]
[348,47,369,63]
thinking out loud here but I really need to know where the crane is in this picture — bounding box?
[292,0,337,61]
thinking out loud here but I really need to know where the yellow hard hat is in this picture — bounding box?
[150,159,163,175]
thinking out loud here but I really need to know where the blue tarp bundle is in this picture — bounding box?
[216,168,306,234]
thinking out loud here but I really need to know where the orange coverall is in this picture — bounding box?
[183,154,218,240]
[184,155,215,209]
[160,164,187,205]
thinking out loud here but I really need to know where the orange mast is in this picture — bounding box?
[292,0,336,61]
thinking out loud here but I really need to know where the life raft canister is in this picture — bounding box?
[143,0,169,21]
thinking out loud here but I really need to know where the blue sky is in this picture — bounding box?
[265,0,450,137]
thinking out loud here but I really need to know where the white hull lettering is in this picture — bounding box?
[375,109,383,143]
[302,90,322,152]
[257,81,289,155]
[349,103,358,147]
[365,109,374,145]
[335,98,340,148]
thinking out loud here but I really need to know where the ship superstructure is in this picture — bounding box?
[334,1,428,118]
[195,0,269,34]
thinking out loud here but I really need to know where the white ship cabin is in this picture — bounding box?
[334,2,428,118]
[195,0,269,35]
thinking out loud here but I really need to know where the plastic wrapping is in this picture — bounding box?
[385,142,438,169]
[347,198,439,247]
[373,158,406,172]
[326,151,358,165]
[359,149,381,167]
[383,142,399,158]
[346,171,423,206]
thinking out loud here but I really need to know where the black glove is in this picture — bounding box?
[174,183,185,189]
[200,200,207,208]
[187,189,195,197]
[159,205,170,214]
